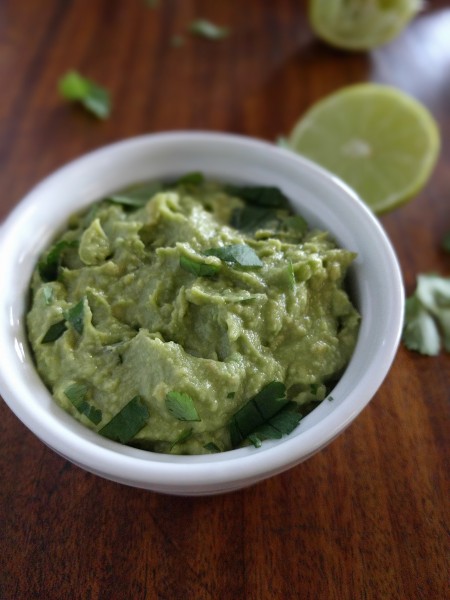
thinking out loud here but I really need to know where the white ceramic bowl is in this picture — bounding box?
[0,132,404,495]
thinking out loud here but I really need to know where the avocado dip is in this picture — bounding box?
[26,174,360,454]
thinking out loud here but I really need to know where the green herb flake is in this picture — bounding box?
[442,232,450,253]
[328,395,335,402]
[107,182,161,208]
[58,70,111,120]
[204,244,263,268]
[42,286,54,305]
[203,442,221,453]
[227,391,236,399]
[230,205,281,233]
[228,381,301,449]
[38,240,78,282]
[170,428,193,450]
[99,396,149,443]
[41,319,67,343]
[166,391,201,421]
[66,298,85,335]
[180,255,220,277]
[175,171,204,186]
[283,215,308,235]
[64,383,102,425]
[227,185,290,209]
[188,19,230,40]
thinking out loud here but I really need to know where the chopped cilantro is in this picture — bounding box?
[282,215,308,235]
[227,391,236,399]
[203,442,221,453]
[180,255,220,277]
[230,205,281,233]
[170,428,193,450]
[227,185,290,209]
[327,395,335,402]
[66,298,85,335]
[107,182,161,208]
[99,396,149,443]
[402,274,450,355]
[166,391,201,421]
[229,381,301,448]
[204,244,263,268]
[41,319,67,343]
[175,171,204,186]
[58,70,111,120]
[189,19,229,40]
[64,383,102,425]
[42,286,54,305]
[38,240,78,282]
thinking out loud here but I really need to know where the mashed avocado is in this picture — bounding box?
[27,175,360,454]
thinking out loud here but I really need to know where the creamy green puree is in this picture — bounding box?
[27,175,360,454]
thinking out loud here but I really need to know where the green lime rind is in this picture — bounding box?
[289,83,440,214]
[309,0,423,51]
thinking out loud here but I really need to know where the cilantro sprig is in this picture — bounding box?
[41,298,86,344]
[38,240,78,282]
[204,244,263,268]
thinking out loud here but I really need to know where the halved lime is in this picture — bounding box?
[288,84,440,214]
[309,0,423,51]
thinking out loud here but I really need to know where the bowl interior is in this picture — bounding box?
[0,132,404,493]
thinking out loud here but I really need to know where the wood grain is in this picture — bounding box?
[0,1,449,599]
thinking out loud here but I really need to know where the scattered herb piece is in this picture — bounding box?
[42,286,54,305]
[189,19,229,40]
[38,240,78,282]
[64,383,102,425]
[166,391,201,421]
[41,319,67,343]
[402,274,450,355]
[283,215,308,235]
[58,70,111,120]
[66,298,85,335]
[328,395,335,402]
[247,403,302,448]
[230,205,281,233]
[227,185,290,209]
[227,391,236,399]
[229,381,297,448]
[442,232,450,253]
[99,396,149,443]
[284,260,296,291]
[107,183,162,208]
[203,442,221,453]
[204,244,263,268]
[310,383,319,395]
[175,171,204,186]
[170,428,193,449]
[180,255,220,277]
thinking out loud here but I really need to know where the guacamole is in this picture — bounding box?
[27,176,360,454]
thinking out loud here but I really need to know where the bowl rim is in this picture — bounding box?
[0,131,404,492]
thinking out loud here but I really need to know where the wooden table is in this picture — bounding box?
[1,1,448,598]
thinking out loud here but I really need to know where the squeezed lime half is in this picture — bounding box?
[309,0,423,51]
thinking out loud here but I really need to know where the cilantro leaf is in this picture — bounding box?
[41,319,67,343]
[282,215,308,235]
[38,240,78,282]
[170,428,193,450]
[402,274,450,355]
[230,205,281,233]
[227,185,290,209]
[66,298,85,335]
[99,396,149,443]
[229,381,300,449]
[166,391,201,421]
[204,244,263,268]
[175,171,204,186]
[180,255,220,277]
[64,383,102,425]
[58,70,111,120]
[107,182,162,208]
[189,19,229,40]
[203,442,221,453]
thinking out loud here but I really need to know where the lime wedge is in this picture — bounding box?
[309,0,423,51]
[288,84,440,214]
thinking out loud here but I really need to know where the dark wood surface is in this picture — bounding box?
[1,1,449,598]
